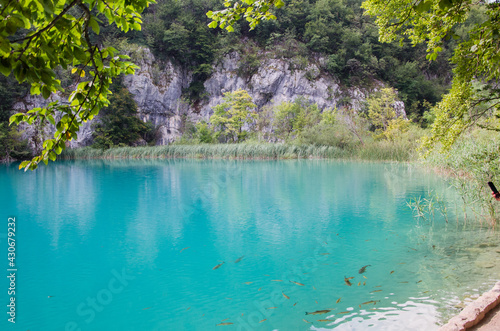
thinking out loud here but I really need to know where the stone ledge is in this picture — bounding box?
[439,282,500,331]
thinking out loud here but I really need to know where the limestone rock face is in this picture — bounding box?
[123,48,191,145]
[13,93,95,151]
[124,50,407,144]
[14,47,407,148]
[203,53,343,115]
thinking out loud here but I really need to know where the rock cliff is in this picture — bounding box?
[14,47,406,148]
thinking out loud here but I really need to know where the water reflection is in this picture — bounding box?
[1,159,499,330]
[317,300,439,331]
[5,162,97,248]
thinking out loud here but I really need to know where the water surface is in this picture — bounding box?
[1,159,499,330]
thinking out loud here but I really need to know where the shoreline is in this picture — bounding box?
[440,282,500,331]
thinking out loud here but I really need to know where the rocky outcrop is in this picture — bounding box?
[14,47,407,148]
[125,48,406,144]
[439,281,500,331]
[123,48,191,145]
[13,94,95,150]
[202,52,343,113]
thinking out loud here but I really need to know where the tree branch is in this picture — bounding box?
[0,0,16,17]
[12,0,79,43]
[13,0,80,62]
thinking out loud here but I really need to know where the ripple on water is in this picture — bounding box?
[2,160,500,330]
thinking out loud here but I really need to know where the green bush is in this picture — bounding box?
[195,121,215,143]
[424,129,500,225]
[298,122,357,149]
[272,98,321,141]
[210,89,258,143]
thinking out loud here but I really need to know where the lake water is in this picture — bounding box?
[1,159,500,331]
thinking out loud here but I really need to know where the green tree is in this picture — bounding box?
[339,106,368,145]
[207,0,284,32]
[383,117,410,141]
[297,107,360,148]
[194,121,215,143]
[210,89,258,142]
[360,0,500,153]
[366,87,399,132]
[209,0,496,143]
[366,88,410,140]
[303,0,351,54]
[272,98,321,141]
[2,0,154,170]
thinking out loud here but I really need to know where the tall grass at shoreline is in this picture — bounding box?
[424,129,500,226]
[60,139,418,162]
[61,144,349,160]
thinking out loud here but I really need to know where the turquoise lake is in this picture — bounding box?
[1,159,500,330]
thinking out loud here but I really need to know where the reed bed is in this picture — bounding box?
[356,139,416,162]
[60,141,415,162]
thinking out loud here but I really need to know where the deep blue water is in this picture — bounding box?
[1,159,499,331]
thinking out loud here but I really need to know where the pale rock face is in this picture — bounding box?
[123,48,192,144]
[13,93,95,151]
[393,101,406,118]
[202,53,344,115]
[13,47,407,148]
[200,52,407,120]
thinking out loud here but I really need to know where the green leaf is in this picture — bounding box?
[89,17,100,34]
[19,161,29,170]
[73,47,87,62]
[30,84,41,95]
[438,0,453,10]
[43,139,54,149]
[47,115,56,125]
[9,113,25,125]
[426,52,437,61]
[0,60,11,76]
[42,85,51,99]
[33,0,44,13]
[43,0,55,14]
[41,71,52,85]
[5,20,18,34]
[0,38,11,56]
[415,0,432,13]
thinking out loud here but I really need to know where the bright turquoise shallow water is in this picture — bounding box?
[1,159,500,331]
